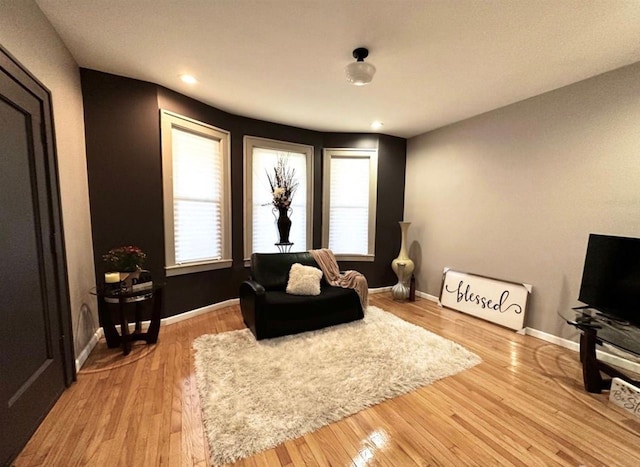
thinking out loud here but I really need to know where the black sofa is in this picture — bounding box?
[239,252,364,340]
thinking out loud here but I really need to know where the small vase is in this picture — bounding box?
[275,206,292,244]
[391,221,415,300]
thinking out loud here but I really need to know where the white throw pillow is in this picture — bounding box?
[286,263,323,296]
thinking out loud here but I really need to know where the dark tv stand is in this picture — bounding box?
[562,306,640,393]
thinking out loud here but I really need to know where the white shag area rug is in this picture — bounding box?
[193,306,481,465]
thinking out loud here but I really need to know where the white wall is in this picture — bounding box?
[405,61,640,337]
[0,0,97,358]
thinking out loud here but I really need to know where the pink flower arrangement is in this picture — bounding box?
[103,245,146,272]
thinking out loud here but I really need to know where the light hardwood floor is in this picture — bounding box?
[14,295,640,466]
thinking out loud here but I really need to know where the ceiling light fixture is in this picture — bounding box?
[180,74,197,84]
[371,121,384,130]
[345,47,376,86]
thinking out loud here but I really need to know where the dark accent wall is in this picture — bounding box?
[81,69,406,318]
[372,134,408,285]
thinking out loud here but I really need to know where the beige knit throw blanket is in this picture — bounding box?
[309,248,368,311]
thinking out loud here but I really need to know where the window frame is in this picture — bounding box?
[322,148,378,262]
[160,109,232,276]
[243,136,314,262]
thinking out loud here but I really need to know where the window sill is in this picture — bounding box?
[165,259,233,276]
[243,253,374,267]
[334,254,375,262]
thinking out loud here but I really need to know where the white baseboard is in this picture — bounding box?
[161,298,239,326]
[112,298,241,334]
[524,328,580,352]
[416,288,640,375]
[86,299,241,365]
[88,289,400,359]
[369,288,438,300]
[524,327,640,375]
[105,289,391,337]
[86,287,640,376]
[75,327,103,372]
[415,290,439,302]
[104,288,409,334]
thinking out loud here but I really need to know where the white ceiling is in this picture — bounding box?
[36,0,640,138]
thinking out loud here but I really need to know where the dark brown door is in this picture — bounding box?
[0,48,74,466]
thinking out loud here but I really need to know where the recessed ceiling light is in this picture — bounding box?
[371,121,384,130]
[180,74,197,84]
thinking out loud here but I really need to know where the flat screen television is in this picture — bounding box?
[578,234,640,325]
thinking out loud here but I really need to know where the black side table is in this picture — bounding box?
[91,283,164,355]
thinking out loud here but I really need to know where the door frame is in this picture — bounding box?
[1,45,75,385]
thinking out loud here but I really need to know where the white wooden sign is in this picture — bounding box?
[609,378,640,418]
[439,268,531,331]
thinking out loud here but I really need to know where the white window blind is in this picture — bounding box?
[251,147,307,253]
[323,148,377,260]
[172,128,222,263]
[161,109,231,275]
[328,157,370,255]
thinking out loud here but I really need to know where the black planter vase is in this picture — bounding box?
[276,206,292,243]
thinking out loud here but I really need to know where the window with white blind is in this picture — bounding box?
[322,148,377,261]
[244,136,313,259]
[161,110,231,275]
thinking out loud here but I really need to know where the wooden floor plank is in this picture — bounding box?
[13,296,640,466]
